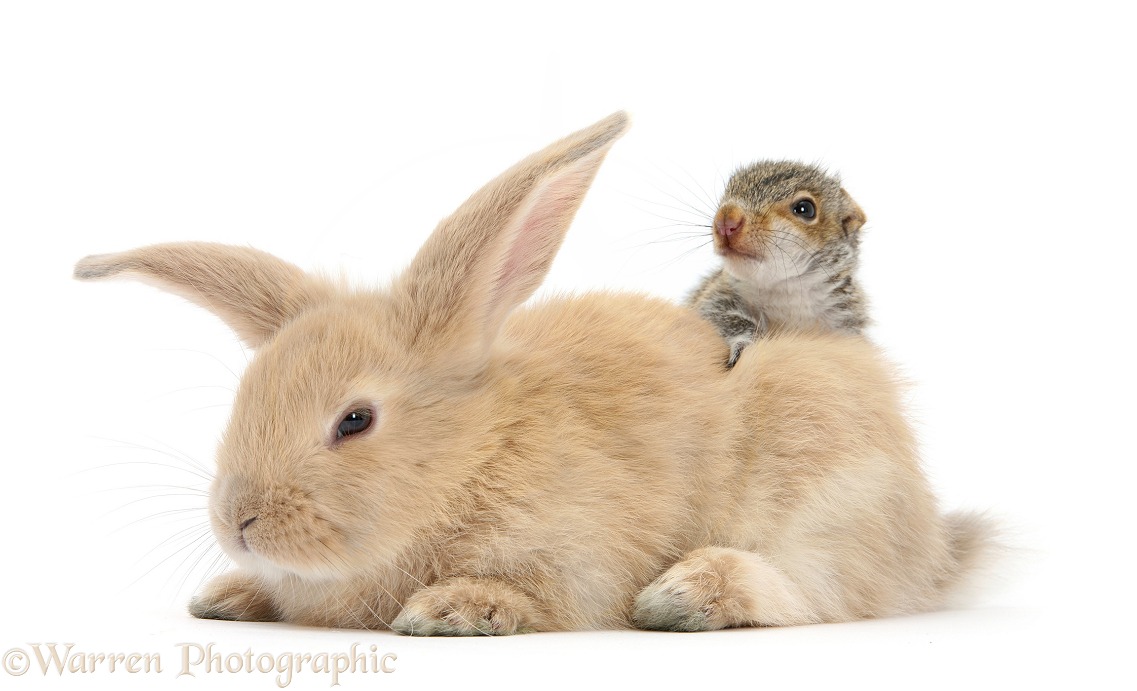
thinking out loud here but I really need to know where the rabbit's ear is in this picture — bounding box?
[395,111,629,356]
[75,242,330,348]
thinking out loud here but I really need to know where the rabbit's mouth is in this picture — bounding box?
[210,481,356,582]
[222,524,350,583]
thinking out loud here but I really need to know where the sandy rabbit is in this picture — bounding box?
[75,112,987,634]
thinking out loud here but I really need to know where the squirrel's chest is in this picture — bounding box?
[731,268,837,331]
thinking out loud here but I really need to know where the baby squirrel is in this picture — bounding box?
[687,160,868,367]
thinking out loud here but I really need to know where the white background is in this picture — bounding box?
[2,1,1134,689]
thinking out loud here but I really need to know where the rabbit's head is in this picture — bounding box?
[75,112,629,583]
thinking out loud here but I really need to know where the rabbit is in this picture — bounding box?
[74,112,990,635]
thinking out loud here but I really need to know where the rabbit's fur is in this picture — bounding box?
[75,112,988,634]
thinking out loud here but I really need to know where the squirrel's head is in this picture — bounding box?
[712,160,866,274]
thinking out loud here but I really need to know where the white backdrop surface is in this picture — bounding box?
[1,2,1133,689]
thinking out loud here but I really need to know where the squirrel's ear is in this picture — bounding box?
[74,242,331,348]
[393,112,629,357]
[839,188,866,236]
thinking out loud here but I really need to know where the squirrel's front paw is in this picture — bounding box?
[726,335,754,368]
[189,571,278,622]
[392,577,540,636]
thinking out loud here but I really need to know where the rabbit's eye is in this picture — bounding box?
[336,408,373,440]
[792,199,816,219]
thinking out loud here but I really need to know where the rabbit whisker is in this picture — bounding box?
[152,347,244,384]
[128,528,215,589]
[133,523,214,568]
[167,532,223,596]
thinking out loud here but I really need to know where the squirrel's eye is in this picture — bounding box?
[792,199,816,219]
[336,409,373,440]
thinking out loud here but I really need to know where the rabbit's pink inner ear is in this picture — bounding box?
[488,162,600,322]
[392,112,628,358]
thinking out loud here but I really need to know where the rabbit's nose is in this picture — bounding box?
[715,204,745,237]
[239,516,258,532]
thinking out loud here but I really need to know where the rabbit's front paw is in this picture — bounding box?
[392,577,540,636]
[189,571,278,622]
[632,547,815,631]
[632,551,732,631]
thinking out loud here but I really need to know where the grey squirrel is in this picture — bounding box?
[687,160,869,367]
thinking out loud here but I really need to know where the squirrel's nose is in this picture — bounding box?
[714,205,745,237]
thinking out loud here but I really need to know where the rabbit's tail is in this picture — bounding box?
[938,510,999,603]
